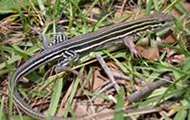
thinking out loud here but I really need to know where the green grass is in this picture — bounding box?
[0,0,190,120]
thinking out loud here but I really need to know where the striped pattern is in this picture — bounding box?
[49,33,67,47]
[8,13,173,120]
[55,50,79,73]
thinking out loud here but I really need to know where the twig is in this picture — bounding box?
[128,75,172,102]
[91,82,115,101]
[112,72,131,81]
[120,0,127,13]
[56,67,85,116]
[82,107,161,120]
[95,54,120,93]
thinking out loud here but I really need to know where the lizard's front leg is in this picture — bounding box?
[123,35,140,57]
[54,50,79,73]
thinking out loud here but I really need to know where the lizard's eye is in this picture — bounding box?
[161,21,165,24]
[148,27,152,30]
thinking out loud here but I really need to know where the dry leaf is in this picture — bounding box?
[166,54,185,64]
[163,34,176,44]
[184,1,190,12]
[92,68,107,91]
[75,105,88,116]
[114,11,123,18]
[139,46,159,61]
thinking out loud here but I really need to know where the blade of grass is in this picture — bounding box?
[114,87,124,120]
[12,45,32,58]
[0,45,41,70]
[162,0,179,12]
[47,77,63,118]
[174,1,186,14]
[64,67,84,117]
[156,74,189,105]
[153,0,159,12]
[145,0,153,15]
[174,109,187,120]
[0,96,5,120]
[37,0,46,15]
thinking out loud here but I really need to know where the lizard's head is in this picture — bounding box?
[145,13,174,33]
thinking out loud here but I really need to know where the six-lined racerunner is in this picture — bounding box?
[8,13,174,120]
